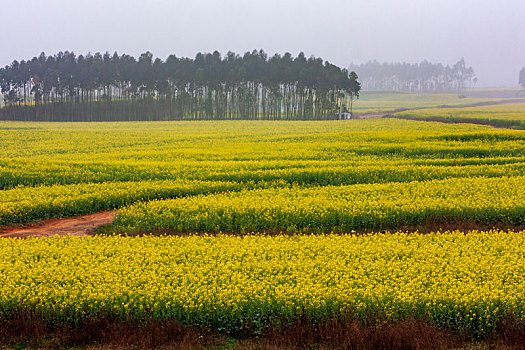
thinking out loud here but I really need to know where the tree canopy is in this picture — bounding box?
[348,59,475,93]
[0,50,360,121]
[520,67,525,88]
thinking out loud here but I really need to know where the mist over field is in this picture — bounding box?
[2,0,524,87]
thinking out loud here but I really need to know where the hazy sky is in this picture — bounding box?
[2,0,524,87]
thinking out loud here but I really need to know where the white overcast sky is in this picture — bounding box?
[2,0,524,87]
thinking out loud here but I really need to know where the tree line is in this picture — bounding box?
[0,50,360,121]
[348,59,475,93]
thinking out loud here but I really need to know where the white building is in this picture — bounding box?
[335,112,353,120]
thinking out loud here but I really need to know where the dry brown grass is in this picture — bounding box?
[2,313,525,350]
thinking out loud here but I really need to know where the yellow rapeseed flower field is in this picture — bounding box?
[1,119,525,230]
[396,102,525,129]
[114,176,525,233]
[0,232,523,337]
[1,118,525,341]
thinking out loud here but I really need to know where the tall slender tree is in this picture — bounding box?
[0,50,360,121]
[348,59,475,93]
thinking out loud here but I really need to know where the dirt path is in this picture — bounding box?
[0,211,116,238]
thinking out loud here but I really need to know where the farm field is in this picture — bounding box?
[1,116,525,347]
[395,102,525,129]
[2,0,524,346]
[2,119,525,230]
[1,231,525,347]
[351,90,521,115]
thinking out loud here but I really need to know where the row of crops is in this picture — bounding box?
[1,119,525,232]
[0,180,256,226]
[395,102,525,129]
[3,174,525,231]
[1,118,525,344]
[1,232,524,338]
[113,176,525,233]
[351,91,506,115]
[3,156,525,190]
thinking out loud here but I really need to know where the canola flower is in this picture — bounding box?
[1,119,525,228]
[1,119,525,340]
[0,180,254,226]
[115,176,525,233]
[3,157,525,190]
[352,91,503,114]
[0,231,524,338]
[396,102,525,129]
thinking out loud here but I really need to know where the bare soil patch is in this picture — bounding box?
[0,211,116,238]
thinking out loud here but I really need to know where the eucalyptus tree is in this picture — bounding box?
[348,59,475,93]
[0,50,360,121]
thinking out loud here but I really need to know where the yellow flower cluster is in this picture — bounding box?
[1,118,524,339]
[396,102,525,129]
[115,176,525,233]
[0,180,249,226]
[1,119,525,228]
[0,231,523,337]
[3,156,525,190]
[352,91,502,114]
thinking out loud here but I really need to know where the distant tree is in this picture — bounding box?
[348,71,360,114]
[520,67,525,88]
[348,59,475,93]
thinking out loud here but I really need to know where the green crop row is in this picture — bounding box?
[1,232,524,338]
[0,180,265,226]
[114,176,525,233]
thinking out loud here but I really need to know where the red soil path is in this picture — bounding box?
[0,211,116,238]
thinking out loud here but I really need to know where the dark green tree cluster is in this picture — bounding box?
[0,50,360,121]
[520,67,525,88]
[348,59,475,93]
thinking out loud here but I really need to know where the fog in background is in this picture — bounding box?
[2,0,524,88]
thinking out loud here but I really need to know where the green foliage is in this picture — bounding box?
[0,232,524,338]
[114,176,525,233]
[396,103,525,129]
[1,119,524,230]
[0,50,360,121]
